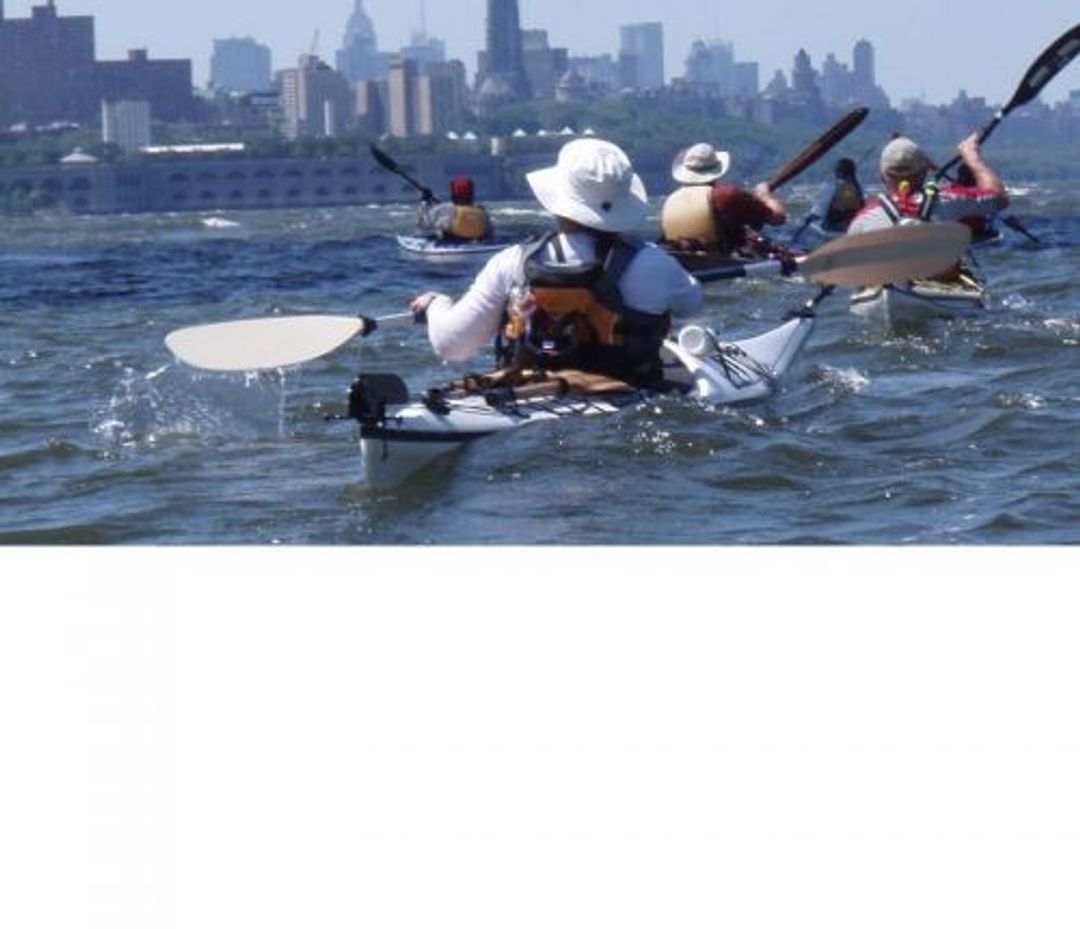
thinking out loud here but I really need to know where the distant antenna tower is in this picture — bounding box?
[309,29,320,58]
[419,0,428,38]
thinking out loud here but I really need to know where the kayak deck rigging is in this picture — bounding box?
[351,312,817,488]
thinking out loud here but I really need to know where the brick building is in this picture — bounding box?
[0,2,197,128]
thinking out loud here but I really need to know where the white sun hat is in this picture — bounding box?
[671,142,731,184]
[526,138,649,233]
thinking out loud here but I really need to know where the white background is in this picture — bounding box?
[2,547,1078,928]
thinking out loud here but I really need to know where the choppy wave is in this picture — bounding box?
[0,199,1077,544]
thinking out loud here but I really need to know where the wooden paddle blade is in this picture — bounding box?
[1007,23,1080,112]
[165,315,366,372]
[767,106,869,191]
[799,223,972,287]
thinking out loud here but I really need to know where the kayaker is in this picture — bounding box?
[847,134,1008,235]
[804,158,866,234]
[952,162,1002,243]
[659,142,788,259]
[410,138,703,388]
[417,175,495,243]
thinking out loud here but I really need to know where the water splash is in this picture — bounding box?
[92,364,292,450]
[810,365,871,395]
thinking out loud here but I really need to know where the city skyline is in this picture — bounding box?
[2,1,1076,107]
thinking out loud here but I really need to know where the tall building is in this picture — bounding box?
[851,39,890,108]
[387,57,417,138]
[414,60,468,135]
[619,22,663,91]
[820,52,853,105]
[475,0,530,110]
[0,3,197,127]
[337,0,390,81]
[567,55,618,93]
[733,62,759,98]
[97,49,196,123]
[399,29,446,74]
[0,2,97,126]
[684,39,735,96]
[279,54,353,138]
[852,39,875,97]
[211,37,272,93]
[521,29,567,99]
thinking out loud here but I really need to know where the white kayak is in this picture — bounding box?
[850,269,987,328]
[396,234,505,261]
[351,314,815,488]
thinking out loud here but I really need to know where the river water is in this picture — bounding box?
[0,185,1076,545]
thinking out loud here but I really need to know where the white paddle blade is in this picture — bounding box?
[802,223,973,287]
[165,314,365,372]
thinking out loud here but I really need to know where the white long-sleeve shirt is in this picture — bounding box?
[425,232,704,363]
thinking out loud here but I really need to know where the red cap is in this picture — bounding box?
[450,176,475,203]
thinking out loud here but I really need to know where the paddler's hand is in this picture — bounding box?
[958,133,984,166]
[410,291,441,323]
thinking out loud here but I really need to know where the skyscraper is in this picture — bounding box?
[337,0,389,81]
[211,37,272,93]
[852,39,890,108]
[852,39,875,95]
[619,22,664,91]
[475,0,530,109]
[280,54,353,139]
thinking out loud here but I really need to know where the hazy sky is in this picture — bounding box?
[11,1,1078,106]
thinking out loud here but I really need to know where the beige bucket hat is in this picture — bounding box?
[671,142,732,184]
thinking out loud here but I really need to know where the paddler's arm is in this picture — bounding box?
[957,134,1006,195]
[752,182,788,225]
[410,246,523,362]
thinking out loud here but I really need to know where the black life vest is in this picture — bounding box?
[496,232,671,385]
[825,178,865,228]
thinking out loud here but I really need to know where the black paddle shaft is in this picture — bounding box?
[369,143,439,202]
[937,23,1080,177]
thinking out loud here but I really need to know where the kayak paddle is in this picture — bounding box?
[766,106,869,191]
[696,222,971,286]
[369,143,438,201]
[1001,215,1042,245]
[164,224,970,373]
[164,310,417,373]
[937,22,1080,177]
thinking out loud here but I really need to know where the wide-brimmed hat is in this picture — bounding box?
[880,137,934,178]
[671,142,731,184]
[526,139,649,233]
